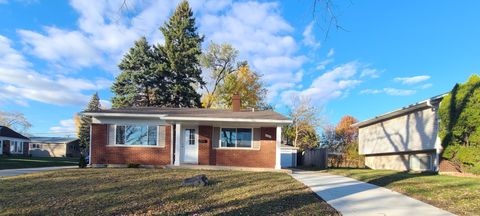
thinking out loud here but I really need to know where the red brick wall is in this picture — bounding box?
[198,126,212,165]
[198,126,276,168]
[2,141,9,155]
[23,142,29,156]
[91,124,171,166]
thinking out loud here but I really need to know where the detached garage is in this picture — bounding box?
[29,137,81,157]
[353,94,445,172]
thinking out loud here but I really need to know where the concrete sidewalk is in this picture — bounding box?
[291,170,455,216]
[0,166,77,178]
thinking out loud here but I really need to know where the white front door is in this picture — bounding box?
[181,127,198,164]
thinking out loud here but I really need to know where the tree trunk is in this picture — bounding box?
[294,126,299,147]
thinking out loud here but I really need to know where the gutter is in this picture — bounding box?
[82,112,293,125]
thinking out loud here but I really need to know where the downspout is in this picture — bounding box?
[89,123,92,166]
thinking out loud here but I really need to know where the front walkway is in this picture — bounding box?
[291,170,454,216]
[0,166,77,178]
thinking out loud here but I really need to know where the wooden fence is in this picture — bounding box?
[301,148,328,169]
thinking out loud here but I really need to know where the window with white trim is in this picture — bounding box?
[115,125,157,146]
[220,128,252,148]
[10,141,23,153]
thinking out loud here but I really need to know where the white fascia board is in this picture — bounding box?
[83,112,292,125]
[162,116,292,124]
[83,112,166,118]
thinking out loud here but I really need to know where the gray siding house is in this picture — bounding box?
[353,94,446,172]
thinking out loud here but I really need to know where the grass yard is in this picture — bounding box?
[0,168,339,216]
[328,168,480,215]
[0,156,78,170]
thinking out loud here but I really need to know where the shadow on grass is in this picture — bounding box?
[366,171,436,187]
[1,168,341,215]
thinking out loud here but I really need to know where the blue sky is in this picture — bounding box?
[0,0,479,136]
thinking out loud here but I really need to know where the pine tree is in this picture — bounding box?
[156,0,204,107]
[78,93,101,155]
[112,37,166,108]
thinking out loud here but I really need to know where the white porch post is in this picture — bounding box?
[174,123,182,166]
[275,126,282,169]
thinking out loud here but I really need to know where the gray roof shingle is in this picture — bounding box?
[29,137,79,144]
[84,107,291,121]
[0,126,29,140]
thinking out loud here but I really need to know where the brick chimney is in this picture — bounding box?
[232,94,241,112]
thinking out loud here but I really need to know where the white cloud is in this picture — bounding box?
[0,34,111,106]
[383,88,416,96]
[17,0,177,71]
[327,48,334,57]
[281,61,365,105]
[360,88,416,96]
[419,83,433,89]
[18,27,102,68]
[316,59,334,71]
[359,89,382,94]
[49,119,76,134]
[302,21,320,49]
[394,75,430,85]
[360,68,380,78]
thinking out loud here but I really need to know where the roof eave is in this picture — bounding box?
[83,112,292,125]
[353,93,447,128]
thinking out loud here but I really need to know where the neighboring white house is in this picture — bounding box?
[353,94,446,172]
[29,137,81,157]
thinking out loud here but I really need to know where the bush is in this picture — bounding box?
[79,154,87,168]
[127,163,141,168]
[439,74,480,173]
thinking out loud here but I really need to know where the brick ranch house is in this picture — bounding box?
[83,96,292,169]
[0,126,30,156]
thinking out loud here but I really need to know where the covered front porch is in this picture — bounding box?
[170,122,283,169]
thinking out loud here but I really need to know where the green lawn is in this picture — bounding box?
[328,168,480,216]
[0,168,339,216]
[0,156,78,170]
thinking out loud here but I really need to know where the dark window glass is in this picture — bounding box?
[221,128,236,147]
[148,126,157,145]
[116,126,125,145]
[237,128,252,148]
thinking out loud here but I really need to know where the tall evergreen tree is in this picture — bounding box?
[111,37,166,108]
[78,93,101,154]
[156,0,204,107]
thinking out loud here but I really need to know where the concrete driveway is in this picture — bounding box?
[0,166,77,178]
[291,170,455,216]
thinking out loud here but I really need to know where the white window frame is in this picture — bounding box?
[10,140,23,154]
[219,127,254,149]
[113,124,160,147]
